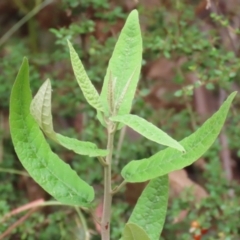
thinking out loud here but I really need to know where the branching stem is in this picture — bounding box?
[97,156,108,167]
[111,180,127,195]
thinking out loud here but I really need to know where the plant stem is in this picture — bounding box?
[0,167,29,177]
[0,0,53,47]
[101,124,115,240]
[111,180,127,195]
[75,207,90,240]
[97,156,108,166]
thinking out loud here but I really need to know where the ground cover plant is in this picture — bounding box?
[8,9,236,240]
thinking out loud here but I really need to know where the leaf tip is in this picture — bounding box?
[130,9,139,17]
[23,56,28,63]
[231,91,237,98]
[67,40,73,50]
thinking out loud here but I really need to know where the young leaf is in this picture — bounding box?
[10,58,94,206]
[31,79,108,157]
[97,10,142,125]
[68,40,104,112]
[110,114,185,152]
[121,92,236,182]
[114,68,137,115]
[56,134,108,157]
[128,176,168,240]
[30,79,56,139]
[122,223,150,240]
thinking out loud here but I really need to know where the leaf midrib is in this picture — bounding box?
[17,83,89,202]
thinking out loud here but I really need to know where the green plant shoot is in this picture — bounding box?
[9,9,236,240]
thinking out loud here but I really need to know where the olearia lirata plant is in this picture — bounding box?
[9,10,236,240]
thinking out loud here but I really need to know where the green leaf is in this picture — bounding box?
[128,176,168,240]
[122,92,236,182]
[10,58,94,206]
[110,114,185,152]
[30,79,56,139]
[122,223,150,240]
[68,40,104,112]
[56,134,108,157]
[97,10,142,126]
[30,79,108,157]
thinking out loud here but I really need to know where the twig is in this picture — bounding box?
[0,167,30,177]
[210,2,236,181]
[75,207,90,240]
[111,180,127,195]
[219,89,233,181]
[85,207,101,225]
[0,208,37,240]
[0,0,54,46]
[97,156,108,167]
[0,199,63,223]
[210,1,238,55]
[206,0,211,9]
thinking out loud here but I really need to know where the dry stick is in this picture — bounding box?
[219,90,233,181]
[206,0,211,9]
[210,1,237,181]
[0,199,64,224]
[0,208,37,240]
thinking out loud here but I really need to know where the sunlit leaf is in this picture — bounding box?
[122,92,236,182]
[57,134,108,157]
[30,79,108,157]
[122,223,150,240]
[30,79,56,139]
[128,176,168,239]
[97,10,142,127]
[68,40,104,112]
[10,58,94,206]
[110,114,185,152]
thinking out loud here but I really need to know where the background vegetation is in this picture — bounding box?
[0,0,240,239]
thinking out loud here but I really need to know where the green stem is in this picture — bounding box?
[97,156,108,166]
[101,124,115,240]
[75,207,90,240]
[111,180,127,195]
[0,167,29,177]
[0,0,53,46]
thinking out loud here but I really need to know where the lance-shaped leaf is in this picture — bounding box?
[68,40,104,112]
[121,92,236,182]
[30,79,56,139]
[110,114,185,152]
[114,68,137,115]
[10,58,94,206]
[30,79,108,157]
[56,134,108,157]
[127,176,168,239]
[97,10,142,125]
[122,223,150,240]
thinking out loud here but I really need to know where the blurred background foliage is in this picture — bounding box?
[1,0,240,239]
